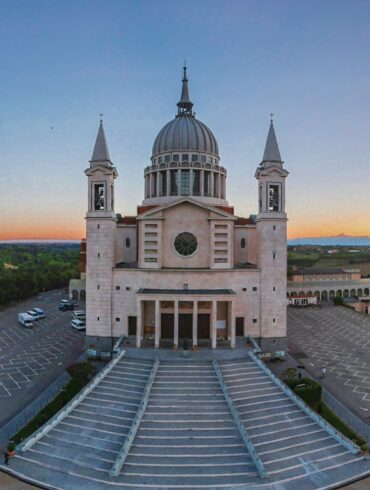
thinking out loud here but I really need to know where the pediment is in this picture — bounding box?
[137,198,234,220]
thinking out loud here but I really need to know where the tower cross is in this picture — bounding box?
[99,113,104,122]
[269,113,275,123]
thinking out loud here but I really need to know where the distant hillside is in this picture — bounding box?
[289,235,370,246]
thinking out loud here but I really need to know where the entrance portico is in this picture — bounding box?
[135,289,236,349]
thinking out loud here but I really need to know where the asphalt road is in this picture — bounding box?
[0,290,85,426]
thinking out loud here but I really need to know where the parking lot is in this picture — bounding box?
[0,289,84,426]
[288,304,370,424]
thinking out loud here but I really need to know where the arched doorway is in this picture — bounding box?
[336,290,342,298]
[307,291,313,296]
[343,289,349,299]
[329,290,335,301]
[365,288,369,296]
[314,290,320,298]
[358,289,363,297]
[350,289,356,297]
[80,290,86,301]
[72,290,78,301]
[322,291,328,301]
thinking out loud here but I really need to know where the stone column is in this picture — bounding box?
[136,299,142,348]
[149,174,153,198]
[211,300,217,349]
[166,170,170,198]
[200,170,204,196]
[230,300,236,348]
[189,169,193,196]
[210,172,214,197]
[156,172,160,197]
[177,169,181,196]
[192,300,198,348]
[174,300,179,349]
[218,173,221,199]
[154,300,160,348]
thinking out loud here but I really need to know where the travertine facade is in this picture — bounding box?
[84,68,289,355]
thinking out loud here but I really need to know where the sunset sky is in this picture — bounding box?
[1,0,370,240]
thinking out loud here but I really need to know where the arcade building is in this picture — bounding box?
[83,67,289,356]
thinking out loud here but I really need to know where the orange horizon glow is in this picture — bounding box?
[1,220,369,241]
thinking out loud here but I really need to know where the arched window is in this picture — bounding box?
[241,238,246,249]
[126,238,131,248]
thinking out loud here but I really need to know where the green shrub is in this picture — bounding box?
[281,367,299,382]
[286,377,322,404]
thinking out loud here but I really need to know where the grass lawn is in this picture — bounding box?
[311,401,367,451]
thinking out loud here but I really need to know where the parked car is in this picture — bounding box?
[59,300,78,310]
[18,313,34,328]
[71,318,86,331]
[59,304,68,311]
[32,307,45,319]
[27,310,40,321]
[72,310,86,320]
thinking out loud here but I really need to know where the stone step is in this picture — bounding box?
[135,428,240,438]
[42,433,120,459]
[139,420,237,429]
[250,420,318,443]
[259,434,335,460]
[253,428,326,450]
[56,421,127,443]
[120,462,257,476]
[133,434,242,446]
[129,443,246,456]
[125,453,250,465]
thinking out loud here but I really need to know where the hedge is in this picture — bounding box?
[286,377,322,405]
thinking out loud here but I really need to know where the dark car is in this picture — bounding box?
[59,304,68,311]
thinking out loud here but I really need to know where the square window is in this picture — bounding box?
[252,319,257,323]
[116,317,120,322]
[192,154,198,162]
[273,287,276,291]
[173,154,179,162]
[126,287,130,291]
[116,286,120,290]
[253,287,257,292]
[242,288,247,292]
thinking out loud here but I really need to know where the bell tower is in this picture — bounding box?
[85,119,118,355]
[255,118,289,355]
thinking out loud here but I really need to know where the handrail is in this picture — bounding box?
[248,350,360,455]
[110,358,160,477]
[18,350,126,452]
[246,335,261,353]
[113,335,125,356]
[212,360,268,479]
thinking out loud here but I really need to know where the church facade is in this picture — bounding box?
[84,68,289,356]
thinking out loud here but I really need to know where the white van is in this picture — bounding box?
[18,313,34,328]
[72,310,86,320]
[71,318,86,331]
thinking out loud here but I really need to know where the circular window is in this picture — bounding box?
[174,232,198,257]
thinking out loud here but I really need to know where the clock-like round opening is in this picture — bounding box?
[174,232,198,257]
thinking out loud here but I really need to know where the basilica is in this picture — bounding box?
[84,67,289,356]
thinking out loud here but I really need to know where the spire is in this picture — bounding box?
[91,121,111,164]
[261,119,282,164]
[177,65,194,117]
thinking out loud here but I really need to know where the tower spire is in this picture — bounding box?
[261,118,282,164]
[177,64,194,117]
[91,119,111,164]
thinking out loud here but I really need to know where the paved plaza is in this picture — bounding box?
[0,290,85,426]
[288,304,370,424]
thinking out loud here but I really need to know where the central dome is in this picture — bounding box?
[151,66,219,159]
[152,116,219,157]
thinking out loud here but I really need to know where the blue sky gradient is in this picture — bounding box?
[1,0,370,238]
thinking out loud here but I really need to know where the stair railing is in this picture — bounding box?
[213,359,268,479]
[110,358,160,477]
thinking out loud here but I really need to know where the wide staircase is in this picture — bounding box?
[218,356,369,485]
[118,361,259,487]
[5,352,370,489]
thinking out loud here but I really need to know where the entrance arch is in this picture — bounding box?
[350,289,356,297]
[80,289,86,301]
[343,289,349,299]
[336,290,342,298]
[72,290,78,301]
[322,290,328,301]
[365,288,369,296]
[358,289,363,297]
[329,290,335,301]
